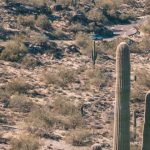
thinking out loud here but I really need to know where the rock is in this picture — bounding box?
[65,45,80,54]
[70,12,89,25]
[91,143,102,150]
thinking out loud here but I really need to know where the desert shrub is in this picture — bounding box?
[36,15,52,30]
[53,96,78,115]
[27,95,83,132]
[141,18,150,35]
[52,96,83,129]
[10,134,39,150]
[0,40,27,62]
[27,106,81,131]
[22,54,41,68]
[18,15,35,28]
[9,94,33,113]
[85,68,107,89]
[76,33,93,55]
[97,38,126,56]
[86,10,106,23]
[27,106,56,130]
[145,0,150,14]
[28,32,48,44]
[7,78,31,94]
[136,69,150,88]
[53,30,68,40]
[130,37,150,53]
[44,67,76,87]
[65,128,92,146]
[57,0,71,5]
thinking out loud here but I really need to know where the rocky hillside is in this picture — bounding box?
[0,0,150,150]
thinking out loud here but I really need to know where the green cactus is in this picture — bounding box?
[113,42,130,150]
[133,110,137,141]
[71,0,77,7]
[92,40,97,69]
[91,143,102,150]
[141,91,150,150]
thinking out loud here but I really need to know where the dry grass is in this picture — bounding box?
[7,78,32,94]
[65,128,92,146]
[141,18,150,34]
[76,33,93,55]
[26,95,83,133]
[18,15,35,28]
[84,68,107,89]
[22,54,41,68]
[0,40,27,62]
[36,15,52,30]
[10,134,39,150]
[9,94,34,113]
[44,67,76,87]
[136,69,150,88]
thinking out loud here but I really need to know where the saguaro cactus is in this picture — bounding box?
[141,91,150,150]
[133,110,137,141]
[92,40,97,68]
[71,0,77,7]
[113,42,130,150]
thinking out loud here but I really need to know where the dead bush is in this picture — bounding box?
[65,128,92,146]
[0,40,27,62]
[7,78,31,94]
[10,134,39,150]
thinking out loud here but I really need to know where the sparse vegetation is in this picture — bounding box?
[65,129,92,146]
[9,94,34,113]
[10,134,39,150]
[36,15,52,30]
[7,78,31,94]
[44,67,76,87]
[22,54,41,68]
[0,0,150,149]
[0,40,28,62]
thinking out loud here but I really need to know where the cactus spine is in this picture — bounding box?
[92,40,97,69]
[141,91,150,150]
[113,42,130,150]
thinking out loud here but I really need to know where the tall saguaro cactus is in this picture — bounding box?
[113,42,130,150]
[141,91,150,150]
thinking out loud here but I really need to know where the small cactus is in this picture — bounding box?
[71,0,77,7]
[113,42,130,150]
[133,110,137,141]
[91,143,102,150]
[92,40,97,68]
[141,91,150,150]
